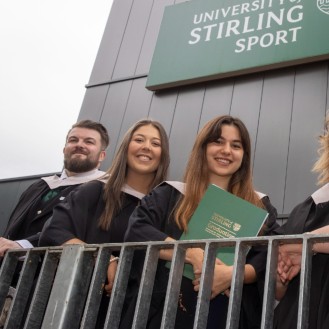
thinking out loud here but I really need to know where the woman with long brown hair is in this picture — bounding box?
[124,115,278,329]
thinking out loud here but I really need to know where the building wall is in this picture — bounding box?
[78,0,329,215]
[1,0,328,233]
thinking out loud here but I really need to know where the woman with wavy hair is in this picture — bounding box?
[125,115,278,329]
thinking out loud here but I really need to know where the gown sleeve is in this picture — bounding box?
[239,195,279,329]
[39,180,104,246]
[246,195,279,276]
[125,183,181,243]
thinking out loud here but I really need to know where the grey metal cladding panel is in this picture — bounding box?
[98,80,133,170]
[230,74,264,151]
[168,87,205,180]
[252,69,295,214]
[0,182,20,235]
[92,78,153,171]
[199,80,235,128]
[284,62,328,214]
[112,0,154,79]
[148,89,178,133]
[113,78,153,149]
[88,0,134,84]
[78,85,110,122]
[135,0,175,75]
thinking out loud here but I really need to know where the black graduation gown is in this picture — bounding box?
[39,180,141,246]
[38,180,143,329]
[4,179,79,246]
[274,192,329,329]
[124,182,279,329]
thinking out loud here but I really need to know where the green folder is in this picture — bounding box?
[167,184,268,280]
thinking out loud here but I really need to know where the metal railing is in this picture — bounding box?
[0,235,327,329]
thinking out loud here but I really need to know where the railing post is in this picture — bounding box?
[41,245,95,329]
[225,240,249,329]
[261,238,279,329]
[193,241,217,329]
[23,249,61,329]
[103,245,135,329]
[161,242,185,329]
[297,237,313,329]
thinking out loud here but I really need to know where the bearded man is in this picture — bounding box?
[0,119,109,256]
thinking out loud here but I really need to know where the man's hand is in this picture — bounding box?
[0,238,21,257]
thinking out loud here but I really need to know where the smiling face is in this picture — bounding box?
[126,124,162,177]
[206,124,244,190]
[63,127,105,175]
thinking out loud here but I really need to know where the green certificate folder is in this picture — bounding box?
[168,184,268,280]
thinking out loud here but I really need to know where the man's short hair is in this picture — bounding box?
[67,120,110,150]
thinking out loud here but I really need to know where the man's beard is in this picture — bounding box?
[64,156,99,173]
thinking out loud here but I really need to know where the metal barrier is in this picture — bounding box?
[0,235,327,329]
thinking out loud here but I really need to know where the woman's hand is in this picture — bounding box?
[192,258,233,299]
[185,247,205,280]
[275,243,302,300]
[159,238,204,280]
[63,238,85,245]
[277,244,302,283]
[104,256,119,296]
[209,264,233,299]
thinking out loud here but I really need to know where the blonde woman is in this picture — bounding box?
[275,116,329,329]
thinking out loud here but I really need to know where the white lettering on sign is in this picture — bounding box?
[188,0,304,54]
[235,26,301,52]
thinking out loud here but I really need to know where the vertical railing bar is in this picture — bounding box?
[296,237,313,329]
[0,251,21,312]
[104,245,135,329]
[23,250,61,329]
[132,244,160,329]
[226,240,248,329]
[260,238,278,329]
[193,241,217,329]
[4,249,42,329]
[80,246,113,329]
[41,245,94,329]
[160,242,185,329]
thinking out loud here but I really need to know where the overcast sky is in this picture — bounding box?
[0,1,113,179]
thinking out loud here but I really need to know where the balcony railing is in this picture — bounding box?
[0,234,327,329]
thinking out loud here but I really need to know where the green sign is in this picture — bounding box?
[146,0,329,91]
